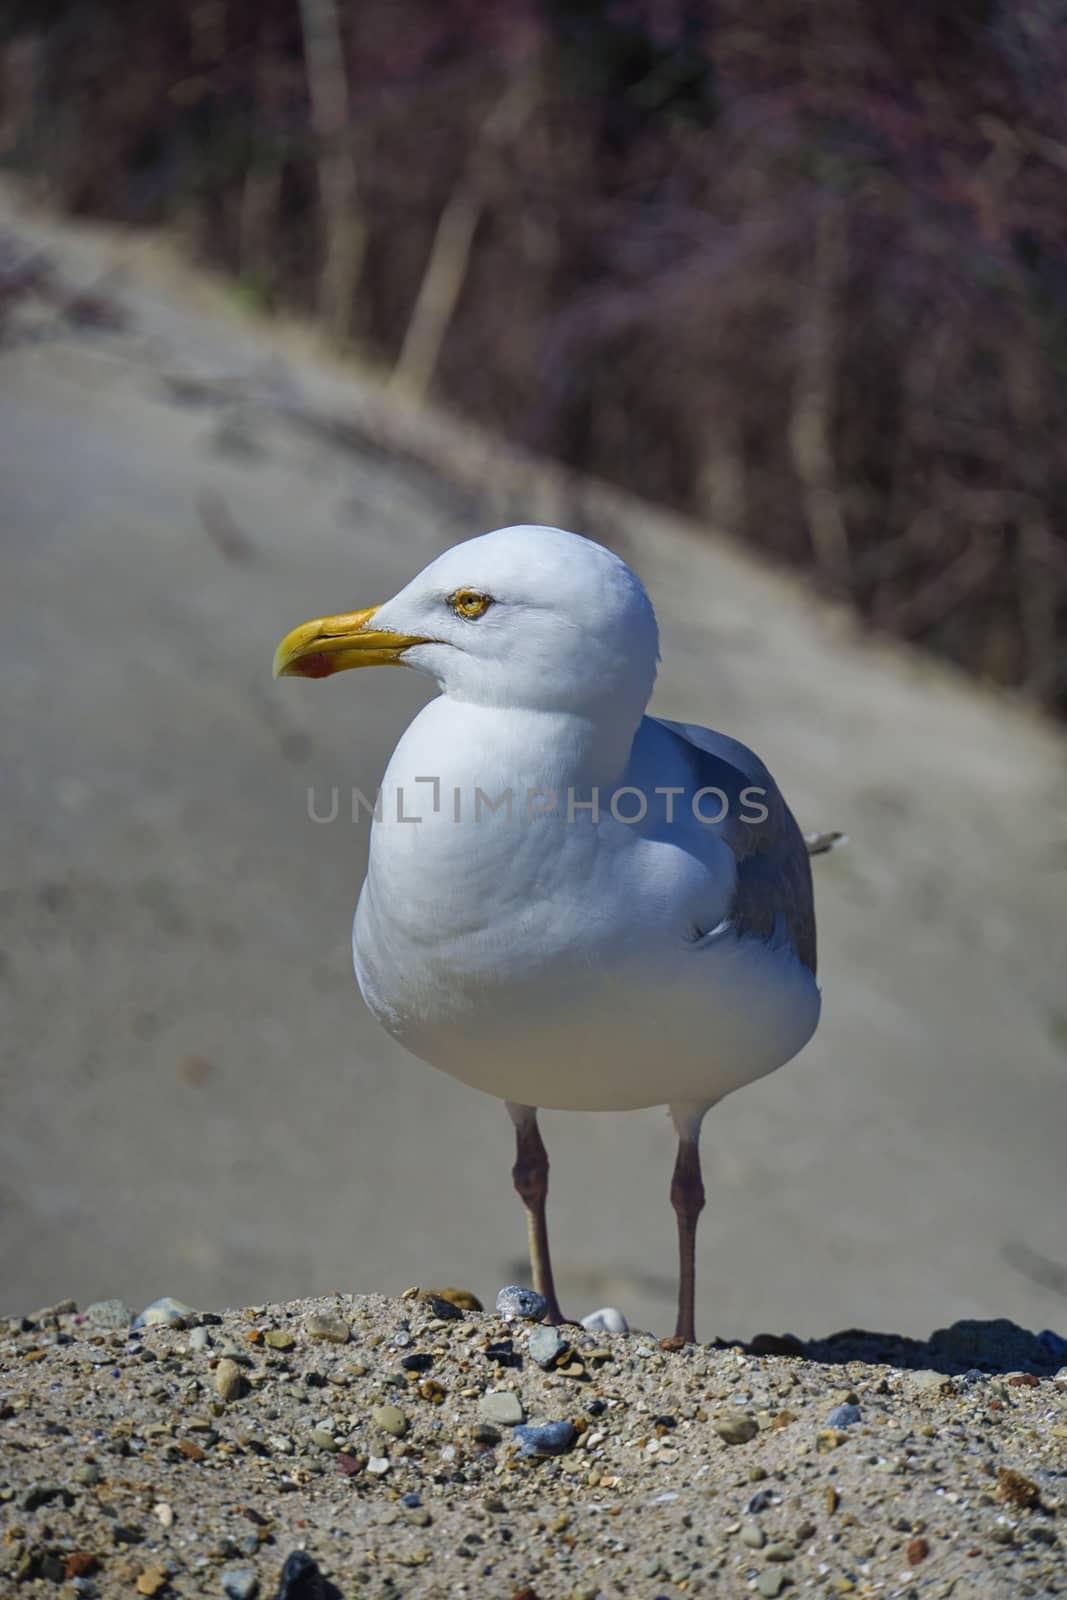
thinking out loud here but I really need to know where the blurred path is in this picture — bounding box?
[2,187,1066,1339]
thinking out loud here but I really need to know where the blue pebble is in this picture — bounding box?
[400,1492,422,1508]
[514,1420,577,1457]
[221,1570,259,1600]
[825,1402,862,1427]
[496,1286,549,1322]
[528,1326,567,1369]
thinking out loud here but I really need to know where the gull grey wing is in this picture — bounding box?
[654,718,817,976]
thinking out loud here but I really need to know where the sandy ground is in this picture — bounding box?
[1,183,1067,1347]
[2,1292,1066,1600]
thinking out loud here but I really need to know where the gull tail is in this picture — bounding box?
[804,830,848,857]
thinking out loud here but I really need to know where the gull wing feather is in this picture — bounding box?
[654,718,817,976]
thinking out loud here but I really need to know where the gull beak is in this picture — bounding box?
[273,605,429,679]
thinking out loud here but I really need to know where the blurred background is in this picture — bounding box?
[1,0,1066,1339]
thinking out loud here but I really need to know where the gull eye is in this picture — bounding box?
[450,589,493,620]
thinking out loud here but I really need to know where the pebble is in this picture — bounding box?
[264,1329,295,1350]
[214,1359,244,1402]
[189,1327,212,1352]
[273,1552,327,1600]
[741,1521,766,1549]
[303,1312,350,1344]
[479,1389,525,1426]
[221,1571,259,1600]
[133,1297,198,1330]
[417,1292,466,1320]
[764,1542,795,1562]
[826,1402,862,1427]
[514,1420,577,1456]
[581,1306,629,1334]
[757,1574,785,1598]
[528,1326,567,1369]
[713,1413,759,1445]
[496,1286,548,1322]
[372,1405,408,1437]
[85,1299,133,1330]
[425,1287,483,1311]
[365,1455,391,1475]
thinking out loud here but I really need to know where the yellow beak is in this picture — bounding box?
[273,605,429,679]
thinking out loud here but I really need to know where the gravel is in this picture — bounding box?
[1,1292,1065,1598]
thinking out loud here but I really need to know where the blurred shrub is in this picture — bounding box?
[2,0,1065,712]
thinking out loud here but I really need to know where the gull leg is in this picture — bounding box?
[506,1101,565,1324]
[669,1103,710,1344]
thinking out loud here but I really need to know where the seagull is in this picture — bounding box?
[274,524,822,1342]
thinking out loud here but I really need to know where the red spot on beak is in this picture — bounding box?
[289,652,335,679]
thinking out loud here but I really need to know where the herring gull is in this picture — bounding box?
[274,524,823,1341]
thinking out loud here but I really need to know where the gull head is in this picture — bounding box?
[274,524,659,717]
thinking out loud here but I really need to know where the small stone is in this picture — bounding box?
[310,1428,338,1451]
[763,1542,795,1562]
[373,1405,408,1438]
[136,1566,168,1596]
[86,1298,133,1330]
[154,1502,174,1529]
[64,1554,100,1580]
[741,1522,766,1549]
[816,1429,848,1452]
[529,1326,567,1369]
[908,1368,951,1393]
[133,1297,197,1330]
[713,1414,759,1445]
[472,1422,502,1445]
[757,1574,785,1599]
[479,1389,525,1427]
[425,1287,483,1311]
[189,1327,212,1352]
[826,1402,862,1427]
[264,1330,295,1350]
[222,1570,259,1600]
[514,1420,577,1456]
[366,1455,391,1475]
[418,1292,466,1320]
[906,1537,930,1565]
[496,1286,549,1322]
[214,1358,244,1403]
[77,1464,103,1486]
[304,1312,351,1344]
[274,1552,327,1600]
[996,1468,1040,1509]
[746,1487,773,1513]
[30,1297,79,1323]
[581,1307,629,1334]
